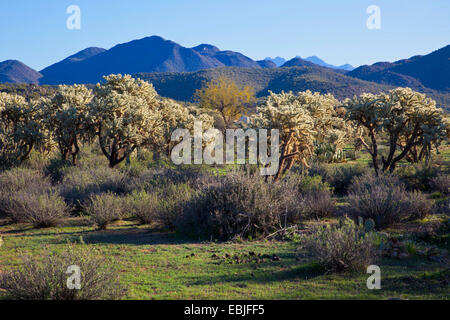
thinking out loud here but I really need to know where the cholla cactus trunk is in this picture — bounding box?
[344,88,448,176]
[251,90,349,182]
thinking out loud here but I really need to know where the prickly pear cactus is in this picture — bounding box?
[364,219,375,233]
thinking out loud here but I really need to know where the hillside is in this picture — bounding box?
[136,66,450,111]
[39,47,106,83]
[137,66,391,101]
[0,60,42,84]
[348,45,450,92]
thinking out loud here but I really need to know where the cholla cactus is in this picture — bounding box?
[0,92,46,168]
[89,74,214,167]
[89,74,165,168]
[344,87,448,175]
[150,98,214,156]
[251,90,348,180]
[42,85,93,165]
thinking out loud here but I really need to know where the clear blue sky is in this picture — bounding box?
[1,0,449,71]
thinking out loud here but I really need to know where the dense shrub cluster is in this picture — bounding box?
[124,190,158,225]
[347,174,433,229]
[177,170,299,240]
[60,167,127,209]
[285,174,335,220]
[306,163,367,195]
[4,192,69,228]
[0,168,69,227]
[301,217,377,273]
[396,164,440,192]
[84,192,127,230]
[0,245,125,300]
[430,174,450,195]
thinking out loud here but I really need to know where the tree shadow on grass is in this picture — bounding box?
[189,260,325,286]
[380,269,449,296]
[1,221,201,246]
[83,227,200,245]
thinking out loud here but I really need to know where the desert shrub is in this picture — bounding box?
[0,168,60,226]
[44,158,72,182]
[430,174,450,195]
[283,174,334,220]
[347,173,432,229]
[432,198,450,214]
[60,167,127,209]
[3,191,69,227]
[300,217,377,273]
[407,191,433,220]
[347,174,409,229]
[125,190,158,225]
[178,171,298,240]
[396,164,440,192]
[83,193,126,230]
[296,175,332,193]
[155,183,195,230]
[121,167,165,193]
[122,166,209,194]
[20,150,51,172]
[0,245,125,300]
[306,163,367,195]
[0,167,51,194]
[299,191,336,220]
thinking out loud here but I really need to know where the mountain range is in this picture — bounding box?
[346,45,450,92]
[38,36,280,85]
[264,56,354,71]
[0,35,448,110]
[0,35,353,85]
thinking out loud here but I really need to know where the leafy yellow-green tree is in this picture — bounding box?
[89,74,165,168]
[344,87,448,175]
[0,92,46,169]
[251,90,347,181]
[43,85,93,165]
[195,76,255,129]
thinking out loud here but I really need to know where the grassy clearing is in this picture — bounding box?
[0,218,448,300]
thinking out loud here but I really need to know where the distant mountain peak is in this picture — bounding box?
[191,44,220,54]
[0,60,42,84]
[38,35,261,85]
[302,55,354,71]
[266,55,354,71]
[66,47,107,62]
[264,56,286,67]
[281,57,316,68]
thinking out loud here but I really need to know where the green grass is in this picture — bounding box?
[0,218,448,300]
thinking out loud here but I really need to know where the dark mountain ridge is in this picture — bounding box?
[348,45,450,92]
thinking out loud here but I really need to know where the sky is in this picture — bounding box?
[0,0,449,71]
